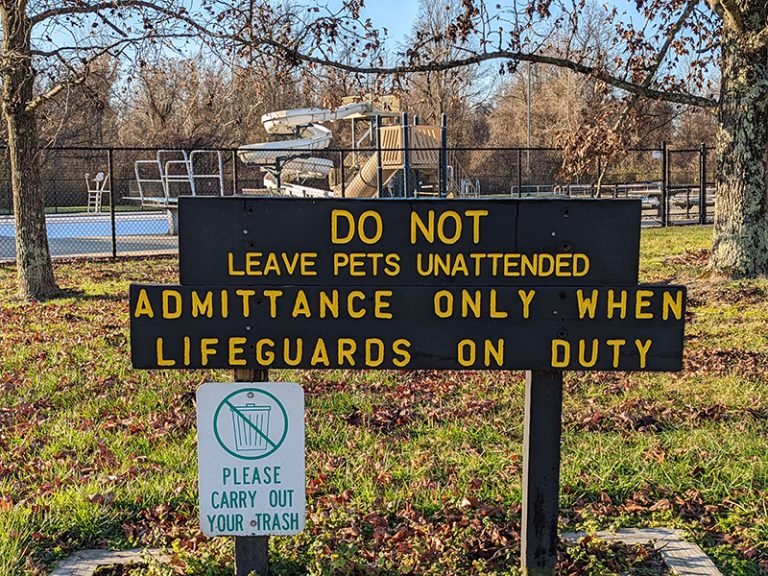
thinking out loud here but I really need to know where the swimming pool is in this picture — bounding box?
[0,211,170,238]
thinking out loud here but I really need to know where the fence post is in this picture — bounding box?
[108,148,117,258]
[402,112,411,198]
[660,141,668,227]
[339,151,346,198]
[439,113,447,198]
[699,143,707,225]
[275,157,282,192]
[232,150,239,195]
[376,115,384,197]
[517,149,523,198]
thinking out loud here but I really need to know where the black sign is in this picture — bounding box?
[130,284,685,371]
[179,198,641,287]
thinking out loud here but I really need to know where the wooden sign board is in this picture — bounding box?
[130,284,685,371]
[178,198,642,287]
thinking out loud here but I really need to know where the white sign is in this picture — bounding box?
[196,382,305,536]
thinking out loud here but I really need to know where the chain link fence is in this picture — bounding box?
[0,144,715,260]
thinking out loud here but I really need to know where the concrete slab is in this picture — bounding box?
[49,548,168,576]
[563,528,723,576]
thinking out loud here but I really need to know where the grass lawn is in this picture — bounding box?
[1,225,767,575]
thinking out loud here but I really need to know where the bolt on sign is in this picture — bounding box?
[197,382,305,537]
[130,198,686,372]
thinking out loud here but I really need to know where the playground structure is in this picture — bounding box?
[237,96,472,198]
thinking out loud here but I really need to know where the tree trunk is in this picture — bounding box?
[1,2,59,299]
[711,25,768,277]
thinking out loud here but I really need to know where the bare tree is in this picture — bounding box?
[0,0,216,299]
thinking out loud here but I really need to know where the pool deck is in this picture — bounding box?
[0,235,178,261]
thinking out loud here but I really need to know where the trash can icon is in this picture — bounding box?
[230,403,271,452]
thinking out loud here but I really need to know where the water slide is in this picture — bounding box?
[238,102,376,197]
[340,153,398,198]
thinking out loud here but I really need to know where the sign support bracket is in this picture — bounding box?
[234,368,270,576]
[521,369,563,576]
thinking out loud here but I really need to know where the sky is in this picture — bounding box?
[357,0,420,45]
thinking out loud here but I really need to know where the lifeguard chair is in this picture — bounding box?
[85,172,110,213]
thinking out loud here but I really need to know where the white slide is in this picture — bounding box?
[238,102,375,196]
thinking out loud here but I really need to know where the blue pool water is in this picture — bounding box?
[0,212,169,238]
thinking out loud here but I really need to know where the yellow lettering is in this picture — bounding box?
[228,337,247,366]
[310,339,330,366]
[263,290,283,318]
[384,253,401,276]
[551,339,570,368]
[162,290,181,319]
[134,289,154,318]
[392,339,411,367]
[434,290,453,318]
[518,289,536,319]
[348,291,366,318]
[457,339,476,367]
[284,338,302,366]
[577,289,598,319]
[464,209,488,243]
[635,290,654,319]
[333,252,349,276]
[607,290,627,319]
[484,339,504,367]
[331,210,355,244]
[489,289,508,318]
[220,291,229,319]
[245,252,262,275]
[635,339,652,369]
[192,291,214,318]
[358,210,383,244]
[256,339,275,364]
[155,337,175,366]
[662,290,683,320]
[411,211,434,244]
[461,290,482,318]
[538,254,554,276]
[374,291,393,319]
[337,338,356,366]
[236,289,256,317]
[437,211,462,244]
[573,254,590,276]
[319,290,339,318]
[578,339,599,368]
[301,253,317,276]
[292,291,311,318]
[365,339,384,367]
[228,252,244,276]
[606,339,626,368]
[200,338,219,366]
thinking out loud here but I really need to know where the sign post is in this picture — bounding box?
[234,368,269,576]
[129,197,686,575]
[197,377,305,575]
[521,370,563,575]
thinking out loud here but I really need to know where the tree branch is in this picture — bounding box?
[261,42,718,109]
[704,0,744,32]
[614,0,699,127]
[26,75,86,112]
[747,25,768,51]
